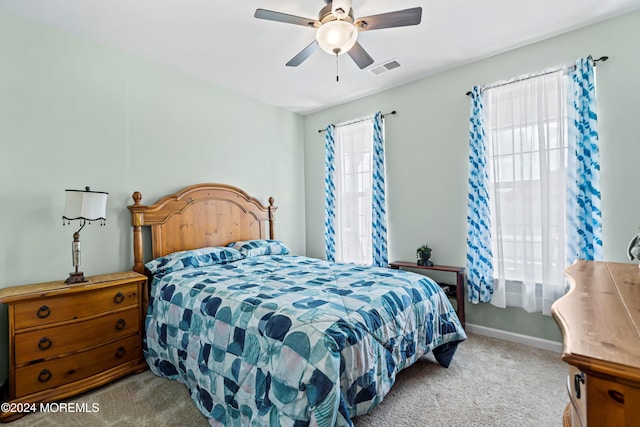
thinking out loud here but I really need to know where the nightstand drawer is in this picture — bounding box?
[14,334,140,397]
[14,307,140,365]
[13,282,140,330]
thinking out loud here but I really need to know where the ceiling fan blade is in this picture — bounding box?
[355,7,422,31]
[286,41,319,67]
[347,42,374,69]
[254,9,320,28]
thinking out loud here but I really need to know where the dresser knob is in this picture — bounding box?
[115,346,126,358]
[115,319,126,330]
[608,389,624,404]
[38,337,52,351]
[114,292,125,304]
[38,369,52,383]
[36,305,51,319]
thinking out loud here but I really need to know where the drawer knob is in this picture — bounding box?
[115,346,126,358]
[114,292,125,304]
[574,373,585,399]
[608,389,625,404]
[38,369,52,383]
[38,337,52,351]
[115,318,126,330]
[36,305,51,319]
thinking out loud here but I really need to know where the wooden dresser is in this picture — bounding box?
[551,261,640,427]
[0,271,148,422]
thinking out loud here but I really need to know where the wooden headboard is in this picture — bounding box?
[128,183,276,274]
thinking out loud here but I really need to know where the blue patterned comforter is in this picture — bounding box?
[144,255,466,426]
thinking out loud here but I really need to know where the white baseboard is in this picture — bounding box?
[466,323,562,353]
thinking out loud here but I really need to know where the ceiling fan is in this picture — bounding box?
[254,0,422,69]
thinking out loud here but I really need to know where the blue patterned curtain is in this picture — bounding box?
[324,124,336,262]
[371,112,388,267]
[466,86,494,303]
[567,56,602,262]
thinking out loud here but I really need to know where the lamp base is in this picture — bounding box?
[65,271,87,284]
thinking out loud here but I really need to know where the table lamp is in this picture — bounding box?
[62,186,108,284]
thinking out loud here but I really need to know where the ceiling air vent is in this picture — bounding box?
[369,60,401,75]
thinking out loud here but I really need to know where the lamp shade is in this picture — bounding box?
[63,188,108,221]
[316,20,358,55]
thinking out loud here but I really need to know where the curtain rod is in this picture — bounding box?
[317,110,397,133]
[465,56,608,96]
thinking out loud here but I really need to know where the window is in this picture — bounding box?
[485,69,571,313]
[324,113,388,267]
[466,57,602,315]
[333,119,374,265]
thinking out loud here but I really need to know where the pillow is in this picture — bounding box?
[145,246,244,276]
[227,239,291,257]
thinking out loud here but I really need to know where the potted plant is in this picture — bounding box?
[416,244,433,266]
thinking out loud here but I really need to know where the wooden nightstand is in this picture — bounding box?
[0,271,148,422]
[389,261,465,328]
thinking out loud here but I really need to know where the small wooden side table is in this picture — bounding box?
[389,261,465,328]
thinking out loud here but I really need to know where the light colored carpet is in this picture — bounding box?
[8,333,567,426]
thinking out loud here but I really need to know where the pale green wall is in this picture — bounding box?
[0,11,305,386]
[303,11,640,343]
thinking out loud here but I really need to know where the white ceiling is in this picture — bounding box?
[2,0,640,115]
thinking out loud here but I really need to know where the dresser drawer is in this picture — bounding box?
[14,307,140,366]
[586,374,640,426]
[14,334,140,397]
[13,282,140,330]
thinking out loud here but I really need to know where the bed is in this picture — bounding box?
[128,183,466,426]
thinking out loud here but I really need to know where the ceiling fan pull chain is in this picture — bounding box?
[335,51,339,82]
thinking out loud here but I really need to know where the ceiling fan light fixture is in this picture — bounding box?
[316,20,358,55]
